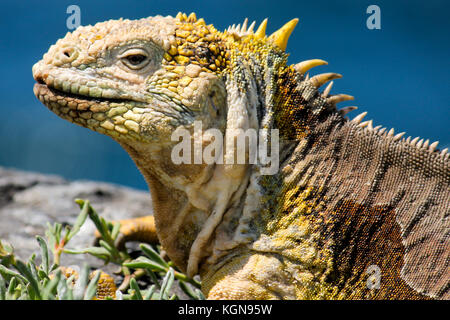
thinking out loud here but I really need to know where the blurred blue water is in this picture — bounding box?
[0,0,448,190]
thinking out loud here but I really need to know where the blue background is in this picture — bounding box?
[0,0,448,190]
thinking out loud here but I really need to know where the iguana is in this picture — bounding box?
[32,13,449,300]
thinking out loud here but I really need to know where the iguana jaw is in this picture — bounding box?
[33,82,143,137]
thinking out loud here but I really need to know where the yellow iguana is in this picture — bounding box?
[32,12,449,299]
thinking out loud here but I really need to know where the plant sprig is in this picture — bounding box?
[0,199,204,300]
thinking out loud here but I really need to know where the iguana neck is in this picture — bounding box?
[122,45,341,278]
[119,53,268,275]
[196,55,344,273]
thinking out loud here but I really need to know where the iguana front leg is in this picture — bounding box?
[95,215,159,248]
[115,215,159,247]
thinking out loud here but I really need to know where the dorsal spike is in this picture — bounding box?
[339,105,357,116]
[187,12,197,22]
[196,18,206,25]
[176,12,184,21]
[268,18,299,50]
[367,120,374,130]
[406,136,411,143]
[423,139,429,148]
[241,18,248,32]
[411,137,420,145]
[374,125,382,131]
[429,141,439,152]
[351,111,367,124]
[379,128,386,135]
[322,81,334,97]
[416,139,424,148]
[388,128,395,137]
[327,94,354,105]
[294,59,328,74]
[441,148,448,156]
[359,120,370,128]
[309,73,342,88]
[255,18,268,39]
[393,132,405,141]
[248,21,256,33]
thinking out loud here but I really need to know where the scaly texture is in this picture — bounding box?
[32,13,449,300]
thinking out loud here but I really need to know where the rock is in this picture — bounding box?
[0,166,152,269]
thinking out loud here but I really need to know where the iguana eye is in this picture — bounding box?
[119,49,150,70]
[126,54,146,65]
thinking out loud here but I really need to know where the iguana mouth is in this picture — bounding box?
[33,82,146,139]
[33,82,116,120]
[33,82,131,105]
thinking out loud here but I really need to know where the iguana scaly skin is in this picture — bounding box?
[32,13,449,300]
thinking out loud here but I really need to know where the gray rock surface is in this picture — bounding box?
[0,166,152,269]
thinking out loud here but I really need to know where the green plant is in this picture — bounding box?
[0,238,99,300]
[0,199,203,300]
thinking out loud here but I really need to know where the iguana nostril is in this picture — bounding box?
[60,47,78,62]
[62,48,74,58]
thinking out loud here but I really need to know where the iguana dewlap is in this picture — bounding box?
[32,13,449,300]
